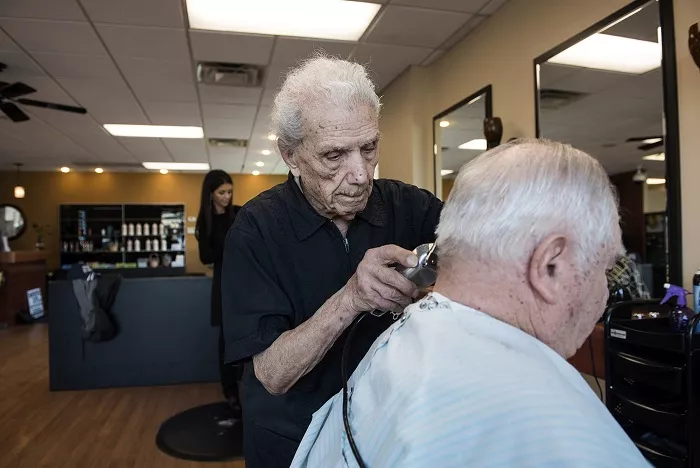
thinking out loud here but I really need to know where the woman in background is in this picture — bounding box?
[196,170,242,417]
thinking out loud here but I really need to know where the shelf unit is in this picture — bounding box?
[605,300,700,468]
[59,203,186,272]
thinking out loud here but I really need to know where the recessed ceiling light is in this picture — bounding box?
[94,168,104,174]
[441,169,454,176]
[104,124,204,139]
[60,167,70,173]
[642,138,663,144]
[458,139,487,150]
[547,33,661,74]
[646,178,666,185]
[267,134,277,141]
[160,169,169,175]
[261,150,271,156]
[643,153,665,161]
[256,161,265,167]
[185,0,381,41]
[439,120,450,128]
[252,170,260,176]
[143,162,210,171]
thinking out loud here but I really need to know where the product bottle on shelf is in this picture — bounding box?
[128,223,135,236]
[122,223,128,236]
[127,239,133,252]
[152,223,159,236]
[144,223,150,236]
[661,283,693,331]
[145,239,152,251]
[694,269,700,314]
[161,239,168,251]
[136,223,142,236]
[159,223,165,237]
[134,239,141,252]
[152,238,159,252]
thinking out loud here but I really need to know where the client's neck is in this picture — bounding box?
[433,258,539,337]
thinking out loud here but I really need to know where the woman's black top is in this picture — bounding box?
[198,206,240,326]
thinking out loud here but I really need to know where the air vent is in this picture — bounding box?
[197,62,265,87]
[208,138,248,148]
[539,88,587,110]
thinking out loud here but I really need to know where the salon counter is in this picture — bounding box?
[48,275,218,391]
[0,251,47,328]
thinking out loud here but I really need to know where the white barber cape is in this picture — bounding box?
[291,293,650,468]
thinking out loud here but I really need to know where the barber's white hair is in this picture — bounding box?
[271,53,381,155]
[436,139,620,267]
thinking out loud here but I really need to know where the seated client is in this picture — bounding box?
[291,139,649,467]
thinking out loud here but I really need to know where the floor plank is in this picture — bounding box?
[0,324,245,468]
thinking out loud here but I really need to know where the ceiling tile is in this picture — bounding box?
[365,6,470,48]
[0,28,19,51]
[480,0,510,15]
[0,19,106,55]
[3,74,76,104]
[243,152,278,171]
[209,147,245,172]
[141,101,202,126]
[440,14,486,50]
[57,76,148,124]
[198,84,262,105]
[353,43,432,90]
[162,139,208,163]
[0,0,85,21]
[81,0,184,28]
[96,24,189,61]
[114,57,194,84]
[203,117,254,139]
[545,68,626,94]
[130,80,198,102]
[422,49,444,66]
[260,88,277,106]
[190,31,274,65]
[0,50,45,76]
[201,103,258,120]
[118,138,172,162]
[31,52,120,79]
[265,37,355,89]
[391,0,490,13]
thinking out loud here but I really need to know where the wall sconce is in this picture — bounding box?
[13,163,25,199]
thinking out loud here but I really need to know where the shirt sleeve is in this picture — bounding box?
[220,209,293,364]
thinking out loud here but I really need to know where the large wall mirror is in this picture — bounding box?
[535,0,681,295]
[0,204,26,241]
[433,85,492,200]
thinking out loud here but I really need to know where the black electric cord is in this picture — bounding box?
[588,337,603,400]
[342,311,369,468]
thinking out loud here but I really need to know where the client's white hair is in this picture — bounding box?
[436,139,620,267]
[271,53,381,155]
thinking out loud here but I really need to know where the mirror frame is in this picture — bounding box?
[432,85,493,196]
[1,204,27,241]
[533,0,682,285]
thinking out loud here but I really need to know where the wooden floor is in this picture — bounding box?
[0,323,245,468]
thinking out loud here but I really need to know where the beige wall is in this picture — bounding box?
[379,0,699,287]
[644,184,668,213]
[0,171,286,273]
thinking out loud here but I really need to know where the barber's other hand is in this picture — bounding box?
[343,245,419,316]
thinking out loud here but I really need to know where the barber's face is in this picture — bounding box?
[283,104,379,220]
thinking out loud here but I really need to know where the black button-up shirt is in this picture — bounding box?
[221,174,442,466]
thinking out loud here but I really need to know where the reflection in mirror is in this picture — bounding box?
[434,86,492,200]
[537,1,668,296]
[0,205,26,241]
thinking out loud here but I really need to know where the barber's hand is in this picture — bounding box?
[343,245,419,316]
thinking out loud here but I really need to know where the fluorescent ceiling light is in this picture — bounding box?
[186,0,381,41]
[547,33,661,74]
[458,139,487,150]
[439,120,450,128]
[643,153,665,161]
[256,161,265,167]
[261,150,271,156]
[104,124,204,139]
[143,162,211,171]
[646,178,666,185]
[642,138,662,144]
[441,169,454,176]
[252,170,260,176]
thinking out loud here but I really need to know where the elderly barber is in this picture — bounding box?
[220,55,442,467]
[292,139,650,467]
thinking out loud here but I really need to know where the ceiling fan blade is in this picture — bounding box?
[0,101,30,122]
[638,141,664,151]
[0,82,37,99]
[16,98,87,114]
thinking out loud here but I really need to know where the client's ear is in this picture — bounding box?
[529,234,569,305]
[279,140,301,177]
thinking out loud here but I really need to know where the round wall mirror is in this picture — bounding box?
[0,205,27,240]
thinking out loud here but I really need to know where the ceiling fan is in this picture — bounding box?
[0,62,87,123]
[626,135,664,151]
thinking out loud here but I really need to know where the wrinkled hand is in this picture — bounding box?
[343,244,420,316]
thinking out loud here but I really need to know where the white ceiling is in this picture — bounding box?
[0,0,509,174]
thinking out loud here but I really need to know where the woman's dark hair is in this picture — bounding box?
[196,170,234,241]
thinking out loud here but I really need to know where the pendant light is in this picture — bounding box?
[13,163,25,199]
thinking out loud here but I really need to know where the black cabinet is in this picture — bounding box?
[605,301,700,467]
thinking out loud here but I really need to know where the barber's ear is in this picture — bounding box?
[529,234,569,305]
[279,141,301,177]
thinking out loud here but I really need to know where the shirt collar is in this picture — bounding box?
[284,173,386,241]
